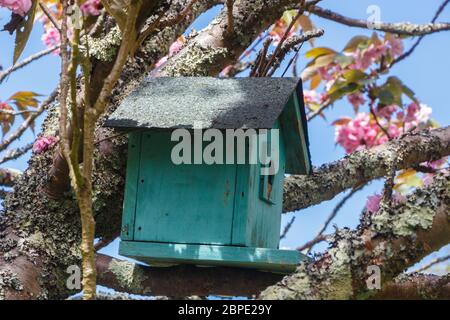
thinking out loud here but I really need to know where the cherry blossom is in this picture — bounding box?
[347,92,366,110]
[80,0,102,16]
[33,136,58,154]
[154,36,186,68]
[365,193,382,214]
[0,0,31,17]
[41,27,61,53]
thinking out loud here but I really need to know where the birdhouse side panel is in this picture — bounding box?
[279,93,311,174]
[232,127,286,248]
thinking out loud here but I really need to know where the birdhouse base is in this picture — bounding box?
[119,241,308,273]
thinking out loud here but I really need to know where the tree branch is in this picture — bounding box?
[308,5,450,36]
[260,173,450,299]
[283,126,450,212]
[372,274,450,300]
[96,253,283,297]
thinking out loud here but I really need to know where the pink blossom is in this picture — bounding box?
[154,37,185,69]
[169,37,185,56]
[351,43,388,70]
[33,136,58,154]
[0,0,31,17]
[386,36,404,56]
[41,27,61,53]
[335,113,379,153]
[366,194,382,214]
[347,92,366,110]
[80,0,102,16]
[376,104,398,119]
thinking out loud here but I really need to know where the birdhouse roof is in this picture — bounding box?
[105,77,311,174]
[106,77,301,128]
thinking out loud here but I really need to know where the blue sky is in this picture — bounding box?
[0,0,449,274]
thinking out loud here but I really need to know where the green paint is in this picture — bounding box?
[120,241,306,273]
[119,91,311,271]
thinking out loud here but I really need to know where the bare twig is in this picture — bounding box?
[412,254,450,273]
[280,216,296,240]
[297,234,329,252]
[369,103,391,139]
[0,46,59,84]
[226,0,234,36]
[302,184,365,253]
[308,5,450,36]
[39,1,61,32]
[0,143,33,164]
[260,0,306,76]
[391,0,450,67]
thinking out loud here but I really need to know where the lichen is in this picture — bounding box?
[108,259,150,295]
[83,26,122,62]
[163,43,228,76]
[0,269,23,299]
[371,189,440,237]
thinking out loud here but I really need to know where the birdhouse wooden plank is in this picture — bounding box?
[105,77,312,273]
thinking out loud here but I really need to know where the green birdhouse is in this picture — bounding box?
[105,77,311,273]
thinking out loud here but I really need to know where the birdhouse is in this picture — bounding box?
[105,77,311,273]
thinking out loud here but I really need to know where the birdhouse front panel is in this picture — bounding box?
[106,77,312,273]
[130,131,237,245]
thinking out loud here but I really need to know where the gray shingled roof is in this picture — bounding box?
[104,77,301,129]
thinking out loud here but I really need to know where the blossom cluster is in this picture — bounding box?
[335,103,432,154]
[0,0,31,17]
[33,136,58,154]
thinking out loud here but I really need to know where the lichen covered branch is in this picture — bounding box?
[283,126,450,212]
[261,173,450,299]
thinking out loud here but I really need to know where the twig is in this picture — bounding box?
[369,103,391,139]
[302,184,365,253]
[297,234,329,252]
[280,216,296,240]
[39,1,61,32]
[260,0,306,76]
[412,254,450,273]
[391,0,450,68]
[0,143,33,164]
[308,5,450,36]
[0,46,59,84]
[226,0,234,36]
[93,131,128,145]
[134,0,198,52]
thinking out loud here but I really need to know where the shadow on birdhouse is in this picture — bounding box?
[105,77,312,273]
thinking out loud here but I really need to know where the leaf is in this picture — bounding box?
[301,53,336,80]
[343,35,369,52]
[305,47,336,59]
[331,117,352,126]
[335,53,354,68]
[8,91,40,131]
[13,0,38,64]
[396,169,417,180]
[342,69,368,83]
[310,73,321,90]
[327,83,359,102]
[394,169,423,190]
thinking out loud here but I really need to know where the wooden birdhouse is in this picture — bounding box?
[105,77,311,273]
